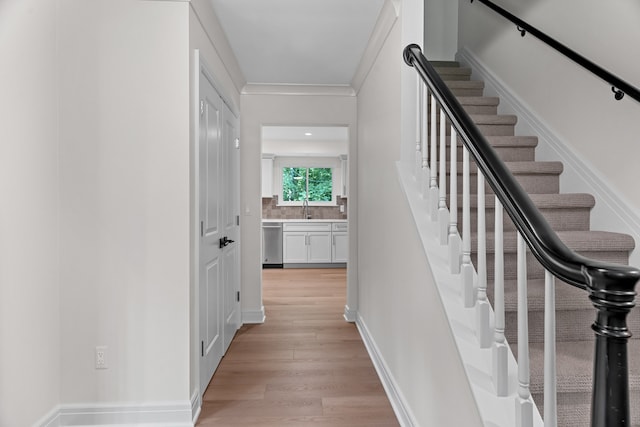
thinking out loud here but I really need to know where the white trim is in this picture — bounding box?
[351,0,399,94]
[190,388,201,426]
[242,306,266,324]
[189,0,246,96]
[457,47,640,267]
[356,315,418,427]
[34,405,61,427]
[241,84,355,97]
[395,161,543,427]
[36,402,193,427]
[343,304,357,322]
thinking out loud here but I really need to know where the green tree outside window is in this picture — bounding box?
[282,167,332,202]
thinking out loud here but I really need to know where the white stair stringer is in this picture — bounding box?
[396,161,544,427]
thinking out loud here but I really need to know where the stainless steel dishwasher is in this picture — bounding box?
[262,222,283,268]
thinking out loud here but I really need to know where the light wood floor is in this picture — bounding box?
[197,268,400,427]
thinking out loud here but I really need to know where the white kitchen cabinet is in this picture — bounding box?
[307,232,332,263]
[261,155,274,198]
[339,154,348,197]
[282,231,308,263]
[332,222,348,263]
[283,222,332,264]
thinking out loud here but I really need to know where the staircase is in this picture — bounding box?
[434,61,640,427]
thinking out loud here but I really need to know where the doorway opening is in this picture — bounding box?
[260,125,352,319]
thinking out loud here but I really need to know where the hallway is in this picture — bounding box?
[197,268,399,426]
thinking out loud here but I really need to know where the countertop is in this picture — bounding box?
[262,218,347,223]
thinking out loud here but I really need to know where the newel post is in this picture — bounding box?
[586,268,638,427]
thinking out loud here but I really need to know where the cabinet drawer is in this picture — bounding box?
[283,222,331,232]
[332,222,348,232]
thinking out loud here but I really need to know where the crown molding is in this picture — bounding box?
[351,0,399,94]
[241,84,356,97]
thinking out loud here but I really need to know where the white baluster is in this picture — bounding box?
[420,89,430,198]
[438,108,448,243]
[414,75,422,178]
[493,197,508,396]
[476,173,491,347]
[461,147,474,307]
[449,128,461,274]
[544,270,558,427]
[516,232,533,427]
[429,95,438,220]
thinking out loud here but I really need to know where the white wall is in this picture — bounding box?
[424,0,459,60]
[356,3,484,425]
[0,1,61,425]
[240,91,358,321]
[458,0,640,215]
[58,0,191,407]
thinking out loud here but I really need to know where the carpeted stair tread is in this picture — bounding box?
[429,113,517,127]
[457,96,500,107]
[435,66,472,80]
[445,80,485,96]
[430,60,459,68]
[462,193,595,210]
[445,80,484,89]
[494,278,640,342]
[450,160,564,175]
[474,230,635,254]
[443,135,538,161]
[457,96,500,114]
[521,340,640,395]
[470,114,517,125]
[498,278,592,312]
[455,193,594,232]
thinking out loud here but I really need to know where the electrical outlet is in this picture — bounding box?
[95,346,108,369]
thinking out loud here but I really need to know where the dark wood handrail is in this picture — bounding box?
[470,0,640,104]
[403,43,640,427]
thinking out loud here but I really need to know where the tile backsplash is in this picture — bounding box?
[262,195,347,220]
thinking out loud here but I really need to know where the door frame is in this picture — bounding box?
[192,50,241,402]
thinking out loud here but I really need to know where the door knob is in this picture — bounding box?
[219,236,235,248]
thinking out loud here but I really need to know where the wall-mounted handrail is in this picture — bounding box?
[403,43,640,427]
[470,0,640,104]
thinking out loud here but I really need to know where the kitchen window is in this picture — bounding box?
[282,167,333,203]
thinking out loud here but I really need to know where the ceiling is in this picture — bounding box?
[209,0,386,86]
[262,126,348,157]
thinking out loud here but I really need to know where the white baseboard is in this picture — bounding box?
[242,306,265,324]
[343,304,357,322]
[456,47,640,267]
[36,401,194,427]
[35,405,61,427]
[190,389,201,426]
[356,315,418,427]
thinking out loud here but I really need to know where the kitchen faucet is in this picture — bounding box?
[303,197,311,219]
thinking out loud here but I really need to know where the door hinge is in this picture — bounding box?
[200,221,204,237]
[236,291,240,302]
[199,100,204,116]
[236,215,240,226]
[201,340,204,357]
[234,138,240,149]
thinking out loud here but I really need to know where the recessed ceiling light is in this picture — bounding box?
[304,132,312,136]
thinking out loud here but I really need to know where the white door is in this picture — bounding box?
[199,71,224,395]
[221,102,240,353]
